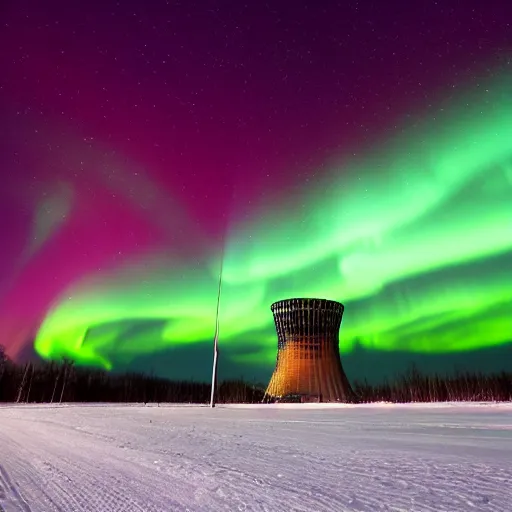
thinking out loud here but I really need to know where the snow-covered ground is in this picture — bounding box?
[0,403,511,512]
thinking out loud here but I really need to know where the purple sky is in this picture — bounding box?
[1,0,510,368]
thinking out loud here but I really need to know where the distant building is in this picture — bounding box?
[264,298,354,402]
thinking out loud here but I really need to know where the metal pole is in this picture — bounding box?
[210,253,224,408]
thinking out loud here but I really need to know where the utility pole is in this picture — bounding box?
[209,254,224,408]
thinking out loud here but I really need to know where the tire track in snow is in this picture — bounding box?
[0,420,164,512]
[0,464,31,512]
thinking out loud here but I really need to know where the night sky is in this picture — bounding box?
[1,1,511,384]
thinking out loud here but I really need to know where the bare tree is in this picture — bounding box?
[59,358,74,403]
[16,363,31,403]
[26,363,35,403]
[50,364,61,403]
[0,345,6,383]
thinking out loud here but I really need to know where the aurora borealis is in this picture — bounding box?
[1,1,511,383]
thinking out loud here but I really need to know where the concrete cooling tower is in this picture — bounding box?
[264,298,354,402]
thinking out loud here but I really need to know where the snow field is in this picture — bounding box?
[0,402,511,511]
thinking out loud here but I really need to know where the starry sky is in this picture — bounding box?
[1,0,511,384]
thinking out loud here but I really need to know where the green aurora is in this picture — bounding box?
[34,71,512,373]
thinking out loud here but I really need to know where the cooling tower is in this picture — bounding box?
[264,298,354,402]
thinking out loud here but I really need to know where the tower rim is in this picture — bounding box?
[270,298,344,311]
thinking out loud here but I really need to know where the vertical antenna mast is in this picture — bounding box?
[209,253,224,408]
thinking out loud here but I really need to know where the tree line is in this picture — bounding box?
[0,346,265,404]
[352,365,512,403]
[1,346,510,403]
